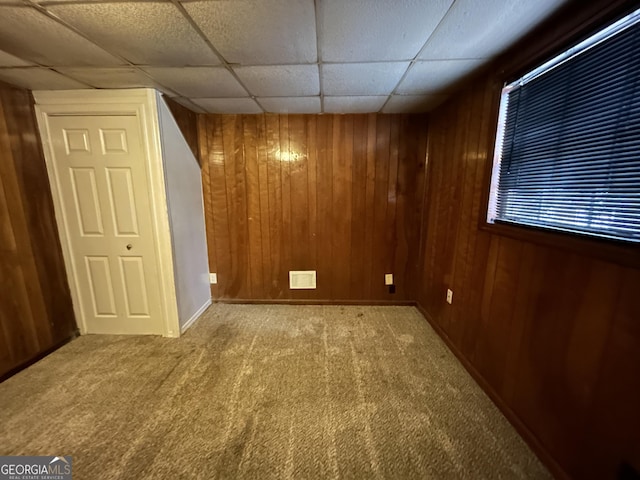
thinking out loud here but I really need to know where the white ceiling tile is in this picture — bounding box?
[0,68,90,90]
[49,2,220,66]
[324,96,388,114]
[191,98,263,114]
[0,7,122,66]
[183,0,316,65]
[319,0,453,62]
[258,97,320,114]
[419,0,568,60]
[0,50,34,67]
[396,60,484,95]
[382,94,448,113]
[142,67,247,98]
[55,67,161,89]
[322,63,409,96]
[234,65,319,97]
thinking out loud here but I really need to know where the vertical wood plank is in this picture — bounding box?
[349,115,368,299]
[448,91,479,346]
[306,116,318,300]
[0,174,24,367]
[476,236,523,390]
[256,115,272,297]
[266,115,283,297]
[198,116,218,298]
[209,116,232,298]
[234,116,251,299]
[393,116,410,301]
[385,116,400,301]
[400,114,428,300]
[371,115,390,299]
[459,84,496,361]
[363,114,377,298]
[500,242,542,404]
[330,115,352,299]
[243,115,263,298]
[315,115,333,299]
[288,115,309,300]
[279,115,292,299]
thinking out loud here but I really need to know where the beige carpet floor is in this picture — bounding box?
[0,304,550,479]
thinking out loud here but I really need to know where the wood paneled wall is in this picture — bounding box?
[0,82,76,379]
[416,74,640,479]
[198,114,428,302]
[163,95,200,163]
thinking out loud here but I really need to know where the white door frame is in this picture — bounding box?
[34,88,180,338]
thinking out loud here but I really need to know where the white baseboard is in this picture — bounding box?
[180,297,212,334]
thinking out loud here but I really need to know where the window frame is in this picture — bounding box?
[478,3,640,268]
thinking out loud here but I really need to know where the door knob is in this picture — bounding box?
[126,244,133,250]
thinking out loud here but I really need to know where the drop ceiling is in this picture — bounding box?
[0,0,567,114]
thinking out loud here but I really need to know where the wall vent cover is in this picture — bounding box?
[289,270,316,289]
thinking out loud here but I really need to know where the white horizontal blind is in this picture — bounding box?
[489,9,640,243]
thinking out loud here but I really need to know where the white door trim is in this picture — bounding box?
[33,88,180,338]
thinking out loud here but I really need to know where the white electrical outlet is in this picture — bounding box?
[385,273,393,285]
[209,273,217,284]
[446,289,453,304]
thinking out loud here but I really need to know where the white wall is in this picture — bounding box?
[156,94,211,331]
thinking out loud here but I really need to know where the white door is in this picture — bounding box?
[46,114,164,335]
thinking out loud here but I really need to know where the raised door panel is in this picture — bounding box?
[69,167,104,236]
[106,167,139,236]
[119,256,150,317]
[84,256,117,317]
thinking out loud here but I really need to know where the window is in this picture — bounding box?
[487,8,640,244]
